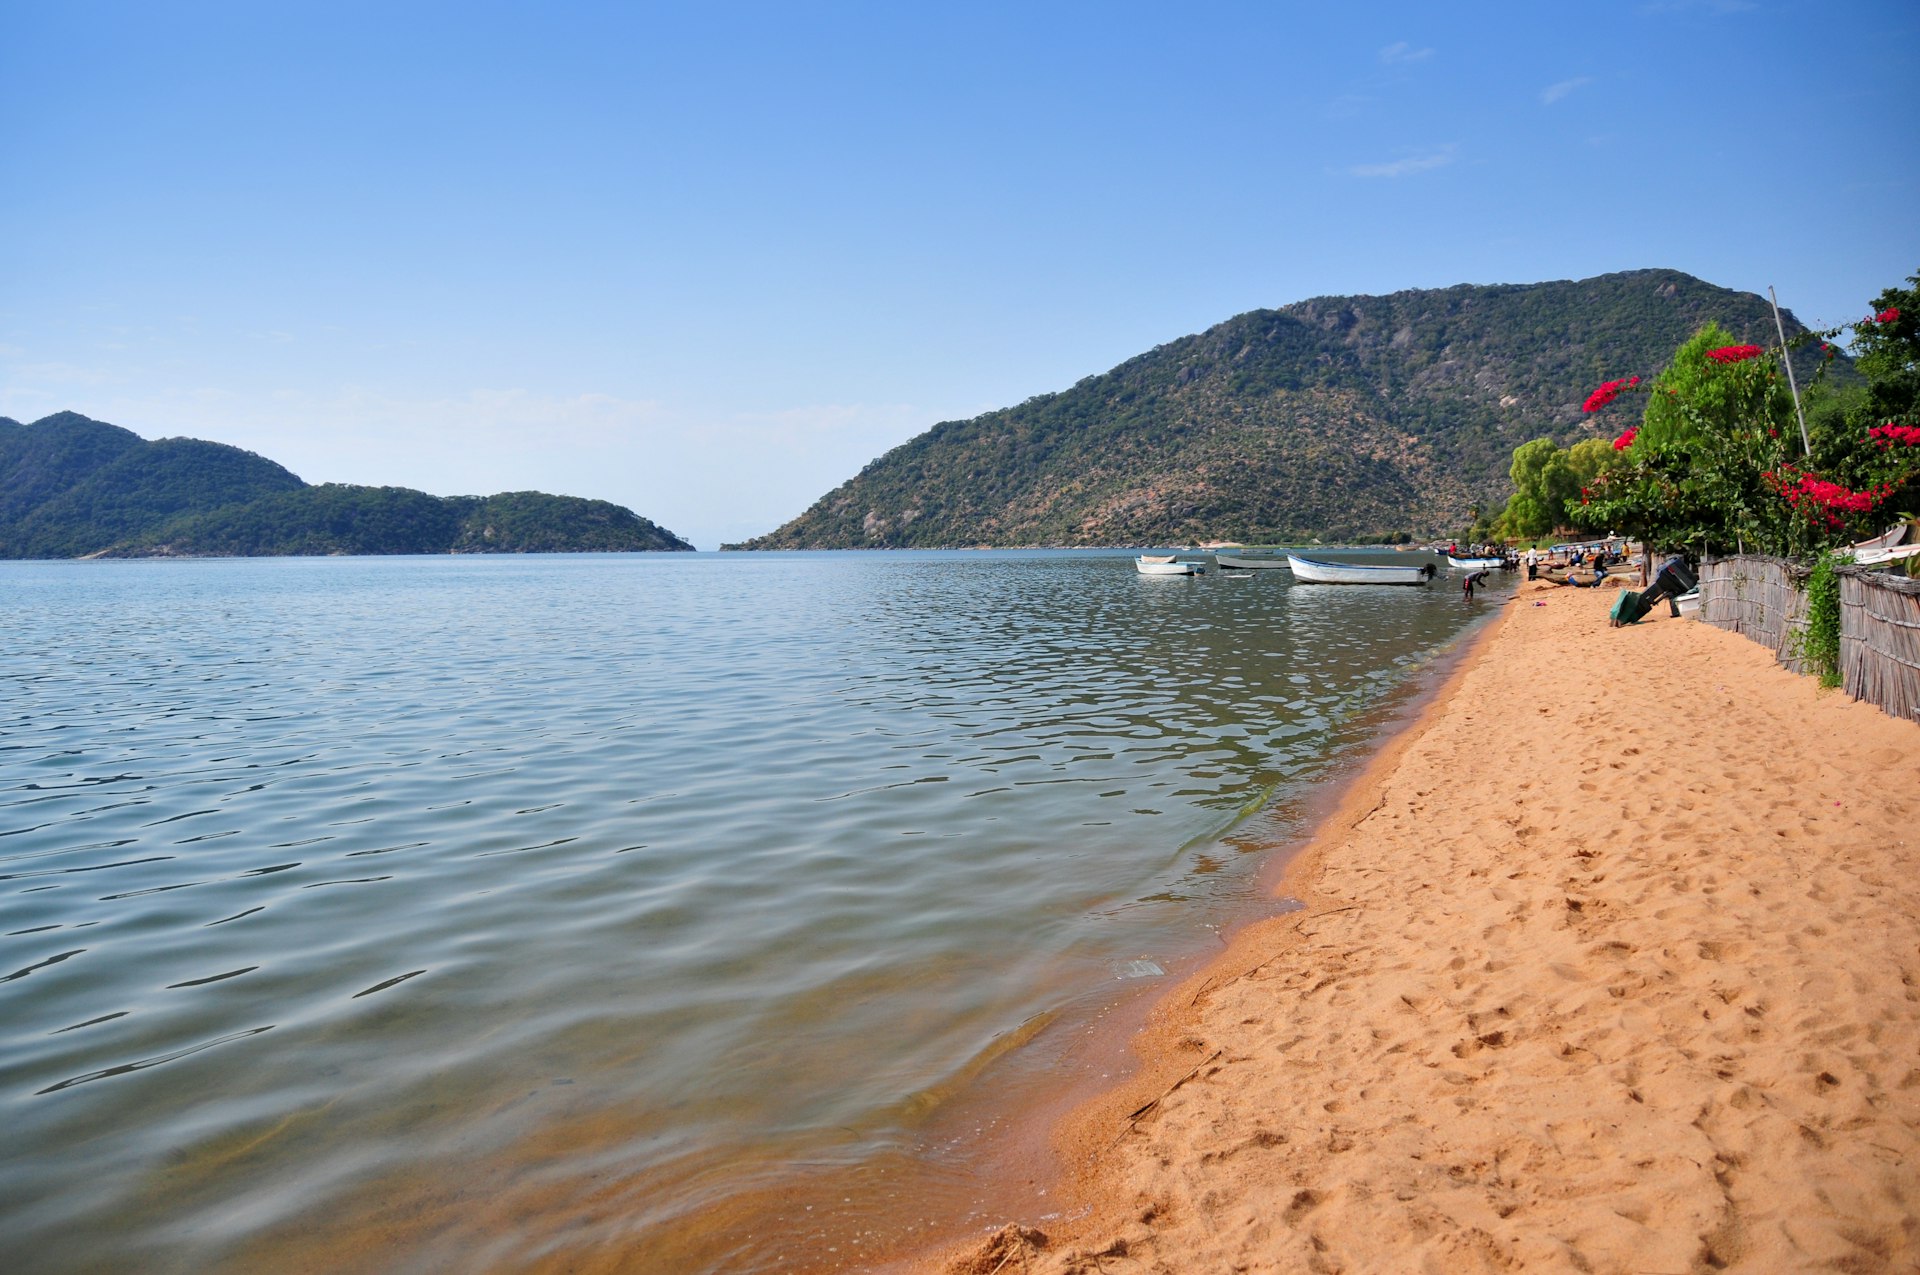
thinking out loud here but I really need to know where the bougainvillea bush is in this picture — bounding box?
[1573,270,1920,558]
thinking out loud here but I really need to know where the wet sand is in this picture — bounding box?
[932,579,1920,1274]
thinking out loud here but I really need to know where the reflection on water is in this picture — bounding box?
[0,551,1504,1271]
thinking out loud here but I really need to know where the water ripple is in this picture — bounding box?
[36,1026,277,1095]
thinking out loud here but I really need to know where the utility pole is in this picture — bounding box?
[1769,286,1812,455]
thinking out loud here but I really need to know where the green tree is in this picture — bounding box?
[1581,323,1804,554]
[1854,271,1919,428]
[1499,437,1577,539]
[1565,437,1614,493]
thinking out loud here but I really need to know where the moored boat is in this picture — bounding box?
[1213,553,1289,569]
[1447,555,1505,570]
[1287,554,1437,585]
[1136,554,1204,576]
[1850,523,1919,567]
[1853,523,1908,553]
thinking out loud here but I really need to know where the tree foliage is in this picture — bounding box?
[1580,323,1807,553]
[1854,270,1920,428]
[1498,437,1576,539]
[1550,269,1920,558]
[1564,437,1613,494]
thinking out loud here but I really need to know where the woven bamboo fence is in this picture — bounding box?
[1839,568,1920,723]
[1700,554,1920,723]
[1699,556,1811,675]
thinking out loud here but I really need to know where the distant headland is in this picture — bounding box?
[0,411,694,559]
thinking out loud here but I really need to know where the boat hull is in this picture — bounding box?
[1213,553,1289,569]
[1287,555,1434,585]
[1135,557,1201,575]
[1447,555,1505,570]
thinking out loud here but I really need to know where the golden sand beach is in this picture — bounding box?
[933,578,1920,1274]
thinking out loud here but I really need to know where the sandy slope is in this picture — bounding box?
[936,580,1920,1275]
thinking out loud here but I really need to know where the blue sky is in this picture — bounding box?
[4,1,1916,547]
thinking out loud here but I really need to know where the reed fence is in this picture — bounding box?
[1698,556,1811,675]
[1839,568,1920,723]
[1700,554,1920,723]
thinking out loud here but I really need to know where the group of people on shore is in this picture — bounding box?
[1447,540,1626,598]
[1519,541,1621,588]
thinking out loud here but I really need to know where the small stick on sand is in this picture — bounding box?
[1292,904,1358,939]
[1113,1050,1223,1145]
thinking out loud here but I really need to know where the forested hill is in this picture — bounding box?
[735,269,1835,548]
[0,412,694,558]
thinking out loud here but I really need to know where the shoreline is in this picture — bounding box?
[909,577,1522,1269]
[698,584,1524,1275]
[927,580,1920,1273]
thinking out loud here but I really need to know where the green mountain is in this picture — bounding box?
[734,269,1841,548]
[0,412,693,558]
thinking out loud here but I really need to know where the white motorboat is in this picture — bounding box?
[1853,543,1920,567]
[1213,553,1289,569]
[1447,555,1505,570]
[1287,555,1437,585]
[1849,522,1918,567]
[1136,555,1203,576]
[1852,523,1909,553]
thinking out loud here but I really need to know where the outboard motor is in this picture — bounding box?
[1609,556,1698,626]
[1648,556,1697,603]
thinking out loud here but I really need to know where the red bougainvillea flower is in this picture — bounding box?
[1770,465,1893,521]
[1869,422,1920,447]
[1877,307,1902,323]
[1628,375,1640,386]
[1706,344,1763,363]
[1582,379,1624,412]
[1612,426,1638,451]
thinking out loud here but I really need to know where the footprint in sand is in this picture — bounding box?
[1282,1189,1323,1226]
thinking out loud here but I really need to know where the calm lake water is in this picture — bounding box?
[0,550,1506,1272]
